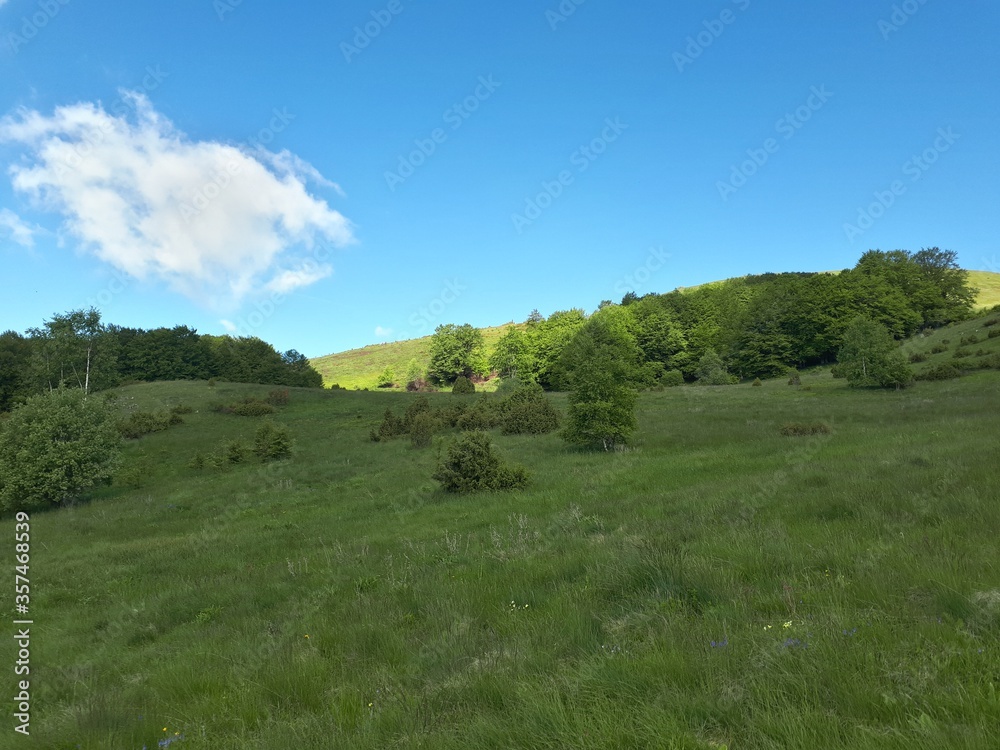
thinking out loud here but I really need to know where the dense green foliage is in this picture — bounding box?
[498,383,561,435]
[837,317,914,389]
[0,309,323,412]
[451,375,476,394]
[432,430,529,493]
[0,388,122,512]
[253,421,293,461]
[561,316,639,450]
[428,323,486,384]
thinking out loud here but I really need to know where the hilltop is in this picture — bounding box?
[310,269,1000,390]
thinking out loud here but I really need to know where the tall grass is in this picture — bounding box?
[4,372,1000,749]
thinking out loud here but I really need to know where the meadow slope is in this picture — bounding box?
[4,363,1000,748]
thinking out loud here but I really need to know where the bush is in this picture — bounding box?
[916,363,962,381]
[908,352,928,363]
[231,398,275,417]
[752,378,762,387]
[960,334,979,346]
[930,343,949,354]
[499,384,560,435]
[371,408,406,442]
[266,389,290,406]
[118,410,176,439]
[984,318,998,327]
[403,396,432,431]
[253,421,292,461]
[452,375,476,395]
[406,378,434,392]
[170,404,194,415]
[989,329,1000,339]
[377,367,395,389]
[787,369,801,386]
[434,402,468,428]
[409,412,437,449]
[662,369,685,387]
[432,431,529,493]
[830,364,845,379]
[221,438,250,464]
[695,350,737,385]
[977,353,1000,370]
[0,388,123,513]
[780,422,831,437]
[952,348,972,359]
[208,378,217,388]
[456,397,502,431]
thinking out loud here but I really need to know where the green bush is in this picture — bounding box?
[403,396,432,431]
[118,410,177,439]
[0,388,123,513]
[452,375,476,395]
[916,363,962,381]
[456,397,502,431]
[662,369,685,387]
[371,408,406,442]
[232,398,275,417]
[989,329,1000,339]
[253,421,292,461]
[787,369,801,386]
[960,334,979,346]
[752,378,762,387]
[432,431,529,493]
[908,352,928,363]
[952,348,972,359]
[695,350,737,385]
[409,412,437,449]
[221,438,251,464]
[930,343,949,354]
[434,402,468,428]
[170,404,194,415]
[499,384,560,435]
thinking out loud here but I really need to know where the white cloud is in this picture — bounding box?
[374,325,393,338]
[219,319,237,332]
[0,207,35,247]
[0,92,355,307]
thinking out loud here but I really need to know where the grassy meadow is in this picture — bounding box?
[4,354,1000,748]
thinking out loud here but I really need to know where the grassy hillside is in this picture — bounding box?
[310,323,520,391]
[5,359,1000,748]
[310,271,1000,390]
[969,269,1000,309]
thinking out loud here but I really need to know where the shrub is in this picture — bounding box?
[499,384,560,435]
[266,389,290,406]
[787,369,801,386]
[952,348,972,359]
[207,378,217,388]
[403,396,432,431]
[231,398,275,417]
[752,378,762,387]
[221,438,251,464]
[253,421,292,461]
[908,352,928,363]
[456,397,502,431]
[930,343,949,354]
[452,375,476,395]
[377,367,395,389]
[409,412,437,449]
[830,364,845,379]
[960,334,979,346]
[0,388,123,512]
[916,363,962,381]
[434,402,468,428]
[977,353,1000,370]
[406,378,434,392]
[170,404,194,415]
[989,329,1000,339]
[371,408,406,442]
[780,422,831,437]
[695,350,737,385]
[118,410,176,439]
[984,318,998,328]
[662,369,685,387]
[432,431,529,493]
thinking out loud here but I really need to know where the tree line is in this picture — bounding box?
[427,248,976,388]
[0,309,322,411]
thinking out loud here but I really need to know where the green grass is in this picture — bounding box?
[309,323,520,391]
[5,365,1000,748]
[968,270,1000,310]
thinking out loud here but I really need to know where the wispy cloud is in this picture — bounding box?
[0,208,36,247]
[0,92,355,307]
[374,325,393,338]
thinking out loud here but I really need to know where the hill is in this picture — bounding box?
[310,269,1000,389]
[6,330,1000,748]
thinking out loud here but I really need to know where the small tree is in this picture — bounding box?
[694,349,736,385]
[253,421,293,461]
[0,388,122,513]
[432,431,528,493]
[405,359,424,385]
[377,366,395,388]
[837,317,913,389]
[561,317,639,451]
[428,324,486,384]
[452,375,476,394]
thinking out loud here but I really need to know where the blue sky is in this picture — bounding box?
[1,0,997,357]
